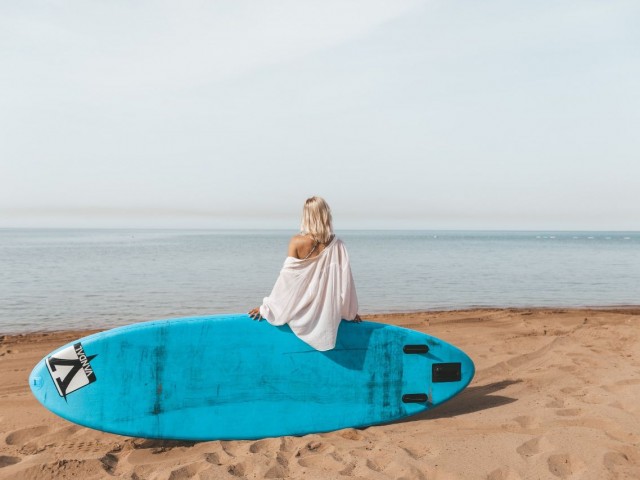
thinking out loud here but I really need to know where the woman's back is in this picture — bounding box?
[248,196,361,350]
[288,234,335,260]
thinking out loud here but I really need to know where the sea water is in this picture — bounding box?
[1,229,638,333]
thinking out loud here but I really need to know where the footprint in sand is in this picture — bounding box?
[516,436,553,458]
[578,390,610,405]
[226,462,289,480]
[558,365,578,373]
[615,378,640,386]
[555,408,581,417]
[366,458,384,472]
[377,460,430,480]
[167,463,201,480]
[100,452,119,475]
[201,442,237,466]
[248,437,281,454]
[297,451,343,469]
[204,452,223,466]
[559,386,581,394]
[4,425,50,446]
[603,378,640,395]
[118,440,200,471]
[338,428,363,441]
[218,440,243,458]
[512,415,540,430]
[545,398,565,408]
[247,437,293,474]
[296,441,342,469]
[603,450,633,470]
[0,455,21,468]
[16,458,107,480]
[131,438,194,452]
[486,466,522,480]
[8,425,94,457]
[227,462,247,477]
[602,448,640,479]
[338,461,356,476]
[263,464,287,478]
[547,453,585,478]
[297,440,332,456]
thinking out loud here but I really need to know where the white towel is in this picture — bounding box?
[259,238,359,351]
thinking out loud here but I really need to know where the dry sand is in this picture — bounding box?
[1,308,639,479]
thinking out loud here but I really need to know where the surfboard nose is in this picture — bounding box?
[30,374,43,389]
[29,362,42,387]
[28,362,47,406]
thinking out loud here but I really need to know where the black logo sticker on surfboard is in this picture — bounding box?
[45,343,97,398]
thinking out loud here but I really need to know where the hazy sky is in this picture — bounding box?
[1,1,638,230]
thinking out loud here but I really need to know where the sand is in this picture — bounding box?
[1,308,639,479]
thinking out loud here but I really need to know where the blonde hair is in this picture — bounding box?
[300,196,333,244]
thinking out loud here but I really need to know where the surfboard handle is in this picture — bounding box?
[403,344,429,354]
[402,393,428,403]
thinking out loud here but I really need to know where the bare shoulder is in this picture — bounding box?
[288,234,312,258]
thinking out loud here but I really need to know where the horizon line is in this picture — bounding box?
[1,226,638,233]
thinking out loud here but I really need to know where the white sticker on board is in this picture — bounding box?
[46,342,97,398]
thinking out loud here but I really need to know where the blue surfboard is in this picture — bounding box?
[29,314,474,440]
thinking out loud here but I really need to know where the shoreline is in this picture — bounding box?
[3,305,640,337]
[1,307,639,479]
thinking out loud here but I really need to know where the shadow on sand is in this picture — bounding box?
[400,379,522,423]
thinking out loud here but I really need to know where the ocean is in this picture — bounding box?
[1,229,638,333]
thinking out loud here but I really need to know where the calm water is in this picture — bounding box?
[1,229,639,333]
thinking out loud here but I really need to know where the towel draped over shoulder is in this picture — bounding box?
[259,237,358,351]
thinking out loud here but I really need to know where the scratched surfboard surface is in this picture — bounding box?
[29,314,474,440]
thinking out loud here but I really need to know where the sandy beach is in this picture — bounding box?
[1,308,639,479]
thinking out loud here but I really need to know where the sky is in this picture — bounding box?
[1,0,639,230]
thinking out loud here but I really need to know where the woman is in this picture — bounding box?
[249,196,361,351]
